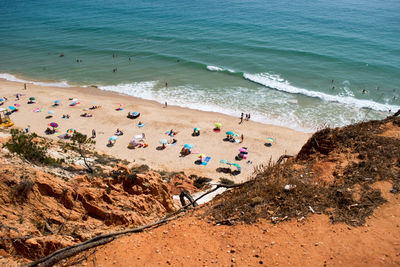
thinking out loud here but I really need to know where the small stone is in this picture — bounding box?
[231,258,235,263]
[259,260,263,265]
[230,249,236,253]
[314,242,319,246]
[270,241,275,246]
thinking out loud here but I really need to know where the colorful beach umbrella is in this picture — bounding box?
[184,144,194,149]
[266,137,274,144]
[225,131,233,135]
[54,100,60,104]
[66,129,74,134]
[8,106,16,111]
[239,148,247,152]
[215,123,222,128]
[232,133,239,137]
[14,103,21,107]
[109,136,118,141]
[198,153,206,159]
[29,97,35,101]
[0,98,5,102]
[49,122,58,128]
[194,127,200,131]
[159,139,168,145]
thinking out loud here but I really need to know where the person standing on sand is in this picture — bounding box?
[165,101,167,108]
[240,113,244,124]
[24,83,27,90]
[240,134,244,143]
[92,129,96,139]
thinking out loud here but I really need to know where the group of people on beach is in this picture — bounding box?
[239,113,250,124]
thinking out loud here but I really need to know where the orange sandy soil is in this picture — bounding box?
[71,181,400,267]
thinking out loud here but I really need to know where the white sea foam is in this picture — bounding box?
[206,65,235,73]
[244,72,399,112]
[0,73,72,88]
[97,81,159,100]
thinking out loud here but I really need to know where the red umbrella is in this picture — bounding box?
[49,122,59,128]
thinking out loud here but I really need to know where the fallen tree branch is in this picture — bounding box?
[27,183,243,267]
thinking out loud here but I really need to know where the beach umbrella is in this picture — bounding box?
[135,134,144,139]
[49,122,59,128]
[232,163,241,171]
[225,131,233,135]
[239,148,247,152]
[109,136,118,141]
[54,100,60,104]
[8,106,16,111]
[129,139,138,146]
[66,129,74,134]
[194,127,200,131]
[266,137,274,144]
[0,98,5,102]
[159,139,168,145]
[48,110,55,114]
[198,153,206,159]
[184,144,194,149]
[72,98,78,102]
[14,103,21,107]
[215,123,222,128]
[29,97,35,101]
[33,108,40,112]
[232,133,239,137]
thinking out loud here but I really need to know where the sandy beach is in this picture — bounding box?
[0,78,310,182]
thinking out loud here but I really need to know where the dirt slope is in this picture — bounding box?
[68,116,400,267]
[74,181,399,267]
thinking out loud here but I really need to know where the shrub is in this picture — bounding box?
[14,178,34,200]
[219,177,235,185]
[3,129,57,164]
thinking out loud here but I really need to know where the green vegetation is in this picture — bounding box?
[219,177,235,185]
[3,129,62,165]
[70,131,96,173]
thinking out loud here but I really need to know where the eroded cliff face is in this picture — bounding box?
[0,150,175,262]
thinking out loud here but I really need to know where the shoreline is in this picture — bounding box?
[0,77,311,182]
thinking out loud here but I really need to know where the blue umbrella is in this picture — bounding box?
[109,136,118,141]
[8,106,16,111]
[0,98,5,102]
[54,100,60,104]
[184,144,193,149]
[159,139,168,144]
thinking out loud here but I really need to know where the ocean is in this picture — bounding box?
[0,0,399,132]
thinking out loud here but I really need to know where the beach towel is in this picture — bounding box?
[202,156,211,166]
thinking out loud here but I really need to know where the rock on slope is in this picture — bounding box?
[0,149,174,263]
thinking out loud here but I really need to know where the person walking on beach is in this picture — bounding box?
[240,134,244,143]
[24,83,27,90]
[165,101,168,108]
[239,113,244,124]
[165,82,168,88]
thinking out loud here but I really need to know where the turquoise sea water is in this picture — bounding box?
[0,0,399,131]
